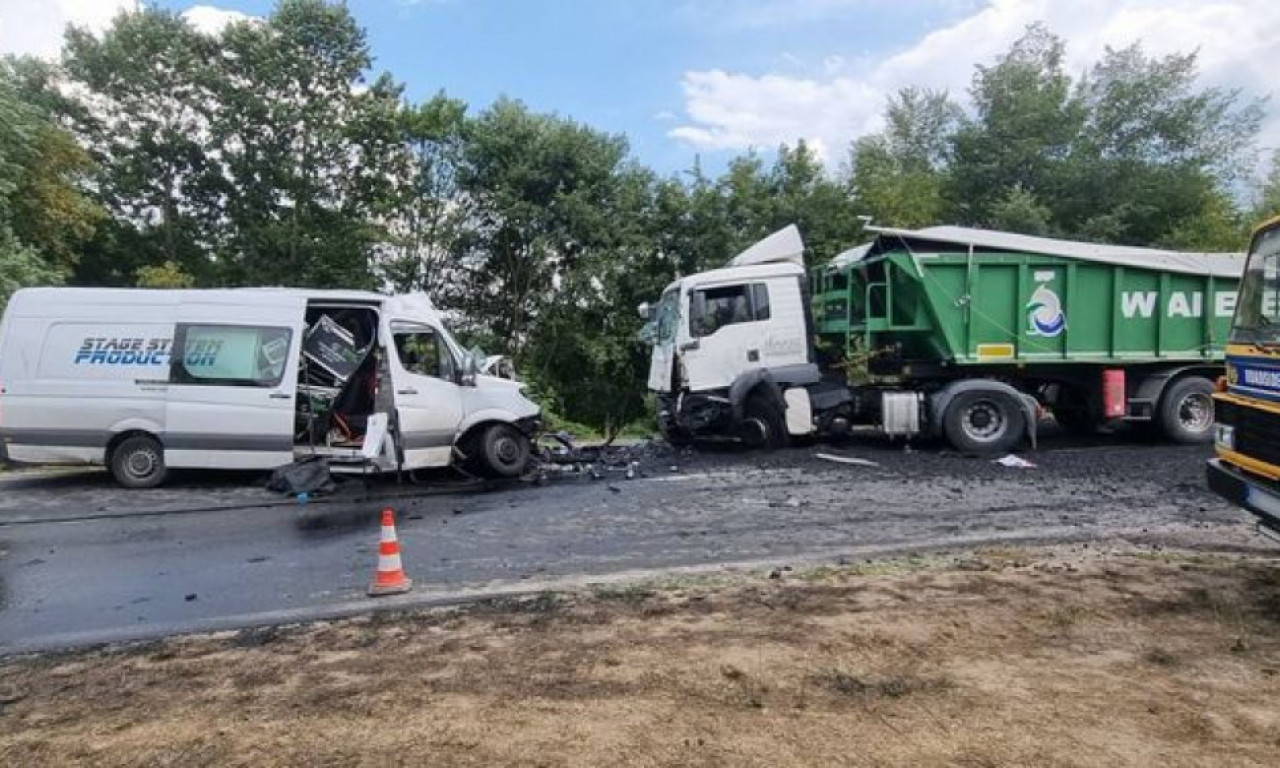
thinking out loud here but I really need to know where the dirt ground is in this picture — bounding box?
[2,544,1279,767]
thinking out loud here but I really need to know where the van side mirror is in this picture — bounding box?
[637,302,652,321]
[460,348,482,387]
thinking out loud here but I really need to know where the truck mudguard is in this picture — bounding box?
[1131,365,1219,416]
[728,364,821,421]
[928,380,1040,450]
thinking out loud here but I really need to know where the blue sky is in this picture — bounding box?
[153,0,980,175]
[4,1,1278,178]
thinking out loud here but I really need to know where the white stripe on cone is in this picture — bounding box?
[378,553,403,571]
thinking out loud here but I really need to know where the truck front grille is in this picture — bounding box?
[1219,399,1280,469]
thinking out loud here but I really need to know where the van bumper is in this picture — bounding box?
[1207,458,1280,537]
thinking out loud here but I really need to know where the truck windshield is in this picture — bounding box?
[1233,224,1280,344]
[650,288,679,346]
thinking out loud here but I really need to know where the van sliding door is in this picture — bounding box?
[164,320,300,469]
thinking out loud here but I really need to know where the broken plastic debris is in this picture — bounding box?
[994,454,1036,468]
[814,453,879,467]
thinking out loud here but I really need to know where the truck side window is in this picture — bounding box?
[394,329,455,381]
[752,283,771,321]
[692,283,771,337]
[170,324,292,387]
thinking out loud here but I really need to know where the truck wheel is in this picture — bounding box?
[479,423,531,477]
[1158,376,1215,444]
[1052,405,1096,436]
[943,390,1025,454]
[110,434,168,489]
[660,423,693,448]
[741,393,788,450]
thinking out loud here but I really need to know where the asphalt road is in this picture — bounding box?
[0,434,1269,653]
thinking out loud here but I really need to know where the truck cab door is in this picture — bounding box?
[165,318,299,469]
[681,280,801,391]
[387,321,464,469]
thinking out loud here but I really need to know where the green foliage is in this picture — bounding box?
[0,57,99,311]
[136,260,195,288]
[0,226,64,312]
[948,24,1084,225]
[851,88,961,228]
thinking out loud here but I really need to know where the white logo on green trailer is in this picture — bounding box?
[1026,272,1066,338]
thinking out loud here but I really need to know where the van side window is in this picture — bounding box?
[394,328,455,381]
[692,282,771,337]
[170,325,292,387]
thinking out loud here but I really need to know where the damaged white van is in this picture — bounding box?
[0,288,541,487]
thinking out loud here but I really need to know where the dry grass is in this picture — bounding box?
[2,548,1280,767]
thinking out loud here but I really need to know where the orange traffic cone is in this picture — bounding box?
[368,508,413,596]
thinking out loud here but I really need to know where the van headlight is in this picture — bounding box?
[1215,424,1235,451]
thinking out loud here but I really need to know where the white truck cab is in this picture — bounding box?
[642,226,851,446]
[0,288,541,487]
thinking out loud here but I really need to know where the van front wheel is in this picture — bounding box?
[110,435,168,489]
[480,423,531,478]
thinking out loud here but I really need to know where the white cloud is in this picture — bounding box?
[181,5,255,36]
[0,0,137,59]
[671,0,1280,164]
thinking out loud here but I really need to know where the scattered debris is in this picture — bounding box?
[815,452,879,467]
[994,454,1036,469]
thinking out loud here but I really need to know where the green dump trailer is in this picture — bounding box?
[809,226,1246,451]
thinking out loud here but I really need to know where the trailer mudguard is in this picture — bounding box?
[928,380,1040,449]
[728,364,822,421]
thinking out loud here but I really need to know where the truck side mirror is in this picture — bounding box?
[637,302,652,321]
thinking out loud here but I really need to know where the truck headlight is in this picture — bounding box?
[1215,424,1235,451]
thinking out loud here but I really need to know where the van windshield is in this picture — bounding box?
[1233,225,1280,344]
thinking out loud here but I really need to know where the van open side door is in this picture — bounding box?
[385,319,464,469]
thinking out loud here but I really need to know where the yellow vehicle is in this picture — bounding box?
[1207,216,1280,538]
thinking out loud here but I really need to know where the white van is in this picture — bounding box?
[0,288,542,487]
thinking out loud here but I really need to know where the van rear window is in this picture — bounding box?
[170,325,292,387]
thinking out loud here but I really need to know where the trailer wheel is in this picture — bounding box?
[943,390,1025,454]
[741,393,788,450]
[479,423,531,478]
[1158,376,1215,444]
[110,434,168,489]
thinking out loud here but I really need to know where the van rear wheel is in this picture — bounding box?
[110,435,168,489]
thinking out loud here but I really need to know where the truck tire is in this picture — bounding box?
[1158,376,1215,444]
[479,423,531,478]
[741,392,788,450]
[660,423,693,448]
[110,434,168,489]
[1052,405,1096,436]
[943,390,1025,455]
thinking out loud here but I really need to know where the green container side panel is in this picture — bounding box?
[812,249,1239,367]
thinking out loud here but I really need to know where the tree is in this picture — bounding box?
[948,24,1084,226]
[210,0,405,288]
[851,88,962,229]
[375,93,468,295]
[62,8,221,285]
[0,58,98,310]
[1058,43,1262,246]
